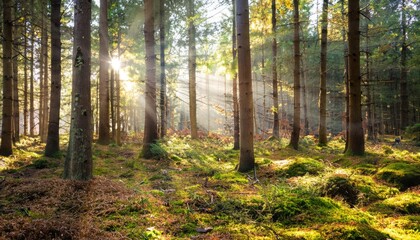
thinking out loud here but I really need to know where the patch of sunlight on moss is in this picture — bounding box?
[351,175,399,204]
[380,193,420,214]
[213,171,248,183]
[283,228,322,240]
[382,224,420,240]
[376,162,420,190]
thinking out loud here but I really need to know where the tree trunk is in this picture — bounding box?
[301,57,309,136]
[232,0,239,149]
[13,6,20,143]
[365,6,374,141]
[0,0,14,156]
[400,0,409,130]
[30,0,35,137]
[236,0,255,172]
[160,0,167,138]
[341,0,350,152]
[319,0,328,145]
[64,0,92,180]
[116,31,122,145]
[142,0,158,158]
[98,0,110,145]
[346,0,365,155]
[41,1,49,143]
[23,16,28,136]
[45,0,61,157]
[289,0,300,150]
[271,0,280,139]
[110,68,115,140]
[188,0,198,139]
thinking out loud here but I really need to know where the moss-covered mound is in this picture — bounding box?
[285,158,324,177]
[376,162,420,190]
[379,193,420,214]
[319,224,391,240]
[322,176,360,207]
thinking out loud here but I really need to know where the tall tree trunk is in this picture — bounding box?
[319,0,328,145]
[116,30,122,145]
[41,4,49,143]
[110,68,115,140]
[188,0,198,139]
[142,0,158,158]
[271,0,280,139]
[301,57,309,136]
[160,0,167,138]
[13,5,20,143]
[1,0,14,156]
[365,6,374,141]
[30,0,35,137]
[24,16,28,136]
[45,0,61,157]
[98,0,110,145]
[346,0,365,155]
[236,0,255,172]
[400,0,409,130]
[342,0,350,152]
[289,0,300,150]
[64,0,92,180]
[232,0,240,149]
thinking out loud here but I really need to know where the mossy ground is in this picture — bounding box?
[0,134,419,239]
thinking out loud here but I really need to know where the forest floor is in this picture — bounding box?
[0,134,419,240]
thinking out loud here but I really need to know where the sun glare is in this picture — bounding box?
[111,58,121,70]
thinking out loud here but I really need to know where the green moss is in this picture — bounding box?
[354,164,377,175]
[376,162,420,190]
[285,158,325,177]
[380,193,420,214]
[322,176,360,207]
[319,224,390,240]
[213,172,248,183]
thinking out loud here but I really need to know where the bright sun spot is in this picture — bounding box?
[111,58,121,70]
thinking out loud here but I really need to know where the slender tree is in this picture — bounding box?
[318,0,328,145]
[271,0,280,139]
[289,0,301,150]
[12,3,20,143]
[23,13,29,136]
[160,0,167,138]
[98,0,110,145]
[400,0,409,130]
[142,0,158,158]
[237,0,255,172]
[29,0,35,136]
[45,0,62,157]
[346,0,365,155]
[232,0,239,150]
[1,0,14,156]
[64,0,92,180]
[188,0,198,139]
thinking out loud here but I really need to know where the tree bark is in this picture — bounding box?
[1,0,14,156]
[160,0,167,138]
[64,0,92,180]
[289,0,301,150]
[271,0,280,139]
[29,0,35,137]
[110,68,115,140]
[232,0,240,149]
[188,0,198,139]
[23,15,28,136]
[98,0,110,145]
[142,0,158,158]
[400,0,409,130]
[12,5,20,143]
[236,0,255,172]
[346,0,365,155]
[45,0,62,157]
[319,0,328,145]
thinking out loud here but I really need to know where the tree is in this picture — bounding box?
[64,0,92,180]
[318,0,328,145]
[29,0,35,137]
[142,0,158,158]
[400,0,409,130]
[188,0,198,139]
[12,3,20,143]
[160,0,167,138]
[345,0,364,155]
[45,0,62,157]
[271,0,280,139]
[237,0,254,172]
[289,0,300,150]
[232,0,239,150]
[1,0,14,156]
[98,0,110,145]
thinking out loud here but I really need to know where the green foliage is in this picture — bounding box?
[376,162,420,190]
[380,193,420,214]
[31,158,58,169]
[149,143,168,160]
[319,224,391,240]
